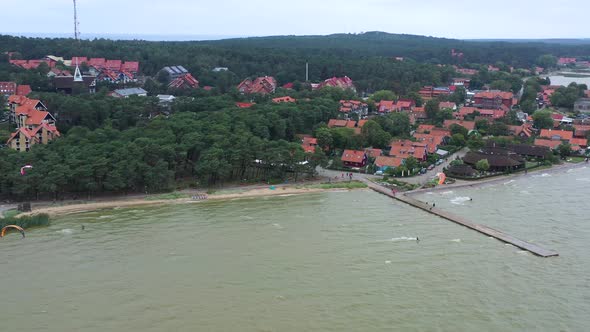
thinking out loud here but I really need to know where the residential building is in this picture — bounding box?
[378,100,396,113]
[473,91,515,109]
[574,124,590,138]
[237,76,277,95]
[315,76,356,92]
[341,150,367,168]
[327,119,367,134]
[463,148,525,172]
[168,73,199,89]
[0,82,31,97]
[452,78,470,88]
[539,129,574,141]
[109,88,147,98]
[389,140,427,161]
[443,120,475,131]
[339,100,368,117]
[439,101,457,110]
[507,124,533,138]
[161,65,190,80]
[558,57,577,65]
[455,107,506,120]
[6,96,59,151]
[47,68,72,77]
[419,86,451,100]
[374,156,404,172]
[574,98,590,113]
[301,137,318,153]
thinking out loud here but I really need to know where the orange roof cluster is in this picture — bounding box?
[237,76,277,95]
[474,91,514,100]
[389,140,427,160]
[377,99,415,113]
[539,129,573,141]
[316,76,355,91]
[339,100,367,113]
[301,137,318,153]
[455,107,506,120]
[327,119,368,134]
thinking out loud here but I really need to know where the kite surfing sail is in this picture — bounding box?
[20,165,33,175]
[1,225,25,238]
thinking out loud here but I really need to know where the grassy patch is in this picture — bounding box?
[566,156,586,163]
[145,192,189,201]
[2,209,20,219]
[1,214,50,230]
[302,181,368,190]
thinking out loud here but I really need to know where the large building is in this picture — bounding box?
[6,96,60,152]
[315,76,356,92]
[473,91,515,109]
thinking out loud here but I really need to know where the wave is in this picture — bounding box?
[450,239,461,242]
[450,196,471,205]
[390,236,417,242]
[385,260,392,264]
[441,191,454,195]
[56,229,74,234]
[504,180,516,185]
[98,215,114,219]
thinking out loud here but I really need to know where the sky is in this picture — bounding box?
[3,0,589,40]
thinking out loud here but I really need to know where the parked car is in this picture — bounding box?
[374,170,383,176]
[419,168,427,174]
[436,159,444,165]
[428,164,435,170]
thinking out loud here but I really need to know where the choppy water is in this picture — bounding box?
[1,167,590,331]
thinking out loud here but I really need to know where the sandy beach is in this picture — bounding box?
[18,185,366,218]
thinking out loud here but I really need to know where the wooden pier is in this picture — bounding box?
[364,180,558,257]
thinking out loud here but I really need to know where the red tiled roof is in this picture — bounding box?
[317,76,355,90]
[375,156,404,168]
[574,125,590,137]
[474,91,514,100]
[122,61,139,72]
[341,150,366,163]
[105,59,122,70]
[378,100,395,113]
[365,148,383,158]
[16,85,32,96]
[534,139,562,149]
[235,102,255,108]
[416,124,435,133]
[169,73,199,89]
[570,138,587,147]
[88,58,106,68]
[25,111,51,126]
[443,120,475,131]
[539,129,573,141]
[439,102,456,109]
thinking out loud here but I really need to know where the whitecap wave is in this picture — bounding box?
[441,191,454,195]
[390,236,417,242]
[504,180,515,185]
[450,239,461,242]
[56,229,74,234]
[98,215,114,219]
[450,196,471,205]
[385,260,392,264]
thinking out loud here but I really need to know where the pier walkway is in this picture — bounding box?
[363,180,558,257]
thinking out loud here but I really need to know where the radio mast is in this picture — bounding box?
[73,0,83,81]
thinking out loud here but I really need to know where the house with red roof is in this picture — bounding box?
[473,91,514,109]
[439,101,457,111]
[539,129,573,141]
[365,148,383,159]
[558,57,577,65]
[443,120,475,131]
[573,124,590,138]
[301,137,319,153]
[315,76,356,92]
[455,107,506,120]
[0,82,31,96]
[374,156,404,171]
[408,107,427,124]
[327,118,367,134]
[339,100,368,117]
[389,140,427,161]
[272,96,296,103]
[413,132,449,154]
[508,124,533,138]
[238,76,277,95]
[395,99,415,112]
[6,96,59,151]
[378,100,396,113]
[168,73,200,89]
[534,139,562,150]
[419,86,451,100]
[341,150,367,168]
[452,78,470,88]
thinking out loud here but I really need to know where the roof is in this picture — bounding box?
[375,156,404,168]
[237,76,277,94]
[341,150,366,163]
[474,91,514,100]
[25,110,52,126]
[378,100,395,113]
[534,139,562,149]
[112,87,147,97]
[463,149,524,168]
[317,76,355,91]
[168,73,199,89]
[539,129,573,141]
[365,148,383,158]
[439,102,456,109]
[417,124,435,133]
[54,76,97,89]
[302,137,318,145]
[235,102,255,108]
[570,138,588,147]
[444,120,476,131]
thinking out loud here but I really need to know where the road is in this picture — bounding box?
[317,147,469,186]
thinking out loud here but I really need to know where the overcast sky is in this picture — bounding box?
[3,0,589,39]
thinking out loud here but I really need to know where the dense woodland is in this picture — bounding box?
[0,33,589,200]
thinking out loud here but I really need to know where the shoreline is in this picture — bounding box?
[406,162,586,196]
[18,185,366,218]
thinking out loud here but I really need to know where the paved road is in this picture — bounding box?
[317,147,469,186]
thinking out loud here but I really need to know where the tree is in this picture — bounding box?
[369,90,397,103]
[361,120,392,148]
[488,122,509,136]
[476,159,490,172]
[490,80,512,92]
[536,54,557,69]
[450,133,466,147]
[157,70,171,84]
[425,99,439,119]
[315,127,333,150]
[532,110,554,129]
[404,157,419,174]
[557,143,572,159]
[449,124,468,138]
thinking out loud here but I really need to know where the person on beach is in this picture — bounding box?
[81,225,85,230]
[470,198,473,201]
[416,237,420,242]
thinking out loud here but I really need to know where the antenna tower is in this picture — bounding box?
[73,0,80,41]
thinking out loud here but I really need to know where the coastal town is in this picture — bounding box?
[2,51,589,191]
